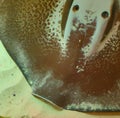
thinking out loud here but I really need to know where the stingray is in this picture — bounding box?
[0,0,120,111]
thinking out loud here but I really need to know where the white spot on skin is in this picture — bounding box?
[37,72,52,88]
[66,102,120,111]
[32,71,64,92]
[66,102,104,111]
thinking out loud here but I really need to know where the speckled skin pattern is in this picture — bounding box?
[1,0,120,111]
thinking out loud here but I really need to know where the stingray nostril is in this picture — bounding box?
[72,5,79,12]
[101,11,109,19]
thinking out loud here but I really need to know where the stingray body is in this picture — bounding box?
[0,0,120,111]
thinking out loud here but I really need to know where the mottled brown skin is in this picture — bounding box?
[0,0,120,111]
[0,0,61,74]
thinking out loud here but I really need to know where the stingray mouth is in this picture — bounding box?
[69,11,117,60]
[61,0,116,59]
[64,17,110,61]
